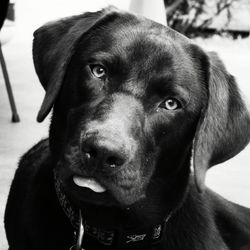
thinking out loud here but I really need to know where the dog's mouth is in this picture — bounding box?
[66,174,118,207]
[73,176,107,193]
[66,172,146,207]
[58,149,147,206]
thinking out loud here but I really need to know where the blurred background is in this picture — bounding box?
[0,0,249,248]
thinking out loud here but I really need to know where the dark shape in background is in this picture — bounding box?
[0,0,20,122]
[0,0,10,29]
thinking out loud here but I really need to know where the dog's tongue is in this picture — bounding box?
[73,176,106,193]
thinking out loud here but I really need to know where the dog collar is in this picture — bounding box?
[54,170,172,249]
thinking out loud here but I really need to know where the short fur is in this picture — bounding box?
[5,7,250,250]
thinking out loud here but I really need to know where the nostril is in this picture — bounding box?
[105,155,125,168]
[81,145,97,160]
[84,152,91,160]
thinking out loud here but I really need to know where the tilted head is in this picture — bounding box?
[33,7,250,221]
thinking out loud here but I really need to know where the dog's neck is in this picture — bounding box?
[53,158,191,249]
[54,170,174,249]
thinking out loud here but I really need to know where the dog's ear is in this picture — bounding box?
[33,6,117,122]
[193,51,250,192]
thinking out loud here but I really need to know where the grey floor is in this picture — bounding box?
[0,36,49,248]
[0,32,250,249]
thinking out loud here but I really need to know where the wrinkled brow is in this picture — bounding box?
[147,75,190,100]
[87,52,114,63]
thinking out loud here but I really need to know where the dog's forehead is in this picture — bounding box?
[78,12,201,97]
[109,24,199,95]
[89,20,186,65]
[104,17,180,60]
[84,11,186,59]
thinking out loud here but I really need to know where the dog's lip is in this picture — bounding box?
[73,176,107,193]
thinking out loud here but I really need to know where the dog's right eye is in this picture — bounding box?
[89,64,106,79]
[159,98,182,111]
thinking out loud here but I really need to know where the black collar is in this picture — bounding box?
[54,170,172,249]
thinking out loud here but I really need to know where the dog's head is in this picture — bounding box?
[33,7,250,218]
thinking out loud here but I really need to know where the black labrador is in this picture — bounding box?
[4,6,250,250]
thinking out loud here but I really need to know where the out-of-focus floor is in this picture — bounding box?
[0,37,50,249]
[0,1,250,249]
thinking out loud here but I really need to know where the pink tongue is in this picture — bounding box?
[73,176,106,193]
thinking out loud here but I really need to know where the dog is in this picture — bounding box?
[4,6,250,250]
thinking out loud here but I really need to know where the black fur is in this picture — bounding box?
[5,7,250,250]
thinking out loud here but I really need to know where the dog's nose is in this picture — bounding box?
[81,136,127,169]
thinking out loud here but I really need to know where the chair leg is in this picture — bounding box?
[0,43,20,122]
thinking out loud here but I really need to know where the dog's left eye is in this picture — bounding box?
[89,65,106,79]
[160,98,182,110]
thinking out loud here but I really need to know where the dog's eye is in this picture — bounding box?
[89,65,106,79]
[160,98,181,110]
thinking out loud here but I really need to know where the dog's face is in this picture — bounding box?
[33,7,250,219]
[54,19,205,207]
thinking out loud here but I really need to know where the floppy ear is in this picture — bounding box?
[193,51,250,192]
[33,7,117,122]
